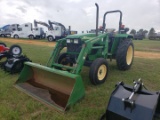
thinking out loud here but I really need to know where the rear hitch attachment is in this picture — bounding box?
[122,79,142,111]
[101,78,160,120]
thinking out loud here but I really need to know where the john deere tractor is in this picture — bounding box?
[15,3,134,111]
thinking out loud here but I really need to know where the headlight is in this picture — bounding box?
[66,39,71,43]
[74,39,79,44]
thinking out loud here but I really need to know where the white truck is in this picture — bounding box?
[33,20,50,39]
[46,20,67,41]
[33,20,77,41]
[34,20,71,41]
[11,23,45,39]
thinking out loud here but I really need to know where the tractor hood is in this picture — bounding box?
[66,33,98,41]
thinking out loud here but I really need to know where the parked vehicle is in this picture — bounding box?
[46,20,68,41]
[0,24,19,37]
[46,20,78,41]
[149,32,160,40]
[133,34,143,40]
[33,20,50,39]
[11,23,45,39]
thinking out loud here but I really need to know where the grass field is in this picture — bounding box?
[0,39,160,120]
[134,39,160,52]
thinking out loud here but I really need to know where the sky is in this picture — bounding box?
[0,0,160,33]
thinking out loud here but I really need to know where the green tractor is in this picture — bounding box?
[15,3,134,111]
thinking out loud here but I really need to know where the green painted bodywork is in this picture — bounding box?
[47,32,132,74]
[15,32,133,111]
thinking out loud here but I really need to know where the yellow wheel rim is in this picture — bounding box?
[126,45,133,65]
[97,64,107,81]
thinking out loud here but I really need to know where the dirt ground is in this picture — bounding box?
[1,38,160,59]
[0,38,56,47]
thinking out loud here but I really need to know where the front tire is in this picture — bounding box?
[89,58,109,85]
[116,39,134,70]
[58,53,73,66]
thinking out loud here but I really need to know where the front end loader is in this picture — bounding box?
[15,3,134,111]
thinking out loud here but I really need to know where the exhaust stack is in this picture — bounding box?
[95,3,99,36]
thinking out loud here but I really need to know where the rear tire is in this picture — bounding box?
[29,35,34,39]
[1,34,5,37]
[89,58,109,85]
[9,45,22,55]
[116,39,134,70]
[14,35,19,39]
[0,42,7,47]
[48,36,54,42]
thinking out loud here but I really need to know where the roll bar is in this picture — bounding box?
[102,10,122,33]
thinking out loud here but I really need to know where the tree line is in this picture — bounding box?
[130,28,159,38]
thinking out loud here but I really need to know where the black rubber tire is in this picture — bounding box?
[116,39,134,70]
[0,42,7,47]
[1,34,5,37]
[8,34,11,37]
[9,45,22,55]
[58,53,73,66]
[14,35,19,39]
[11,61,23,73]
[48,36,54,42]
[29,35,34,39]
[58,53,67,63]
[89,58,109,85]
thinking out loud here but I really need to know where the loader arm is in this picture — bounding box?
[73,34,109,74]
[46,38,67,67]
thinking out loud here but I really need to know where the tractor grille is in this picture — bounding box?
[66,38,83,53]
[67,44,82,53]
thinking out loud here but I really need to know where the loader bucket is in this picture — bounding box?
[103,82,160,120]
[15,62,85,112]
